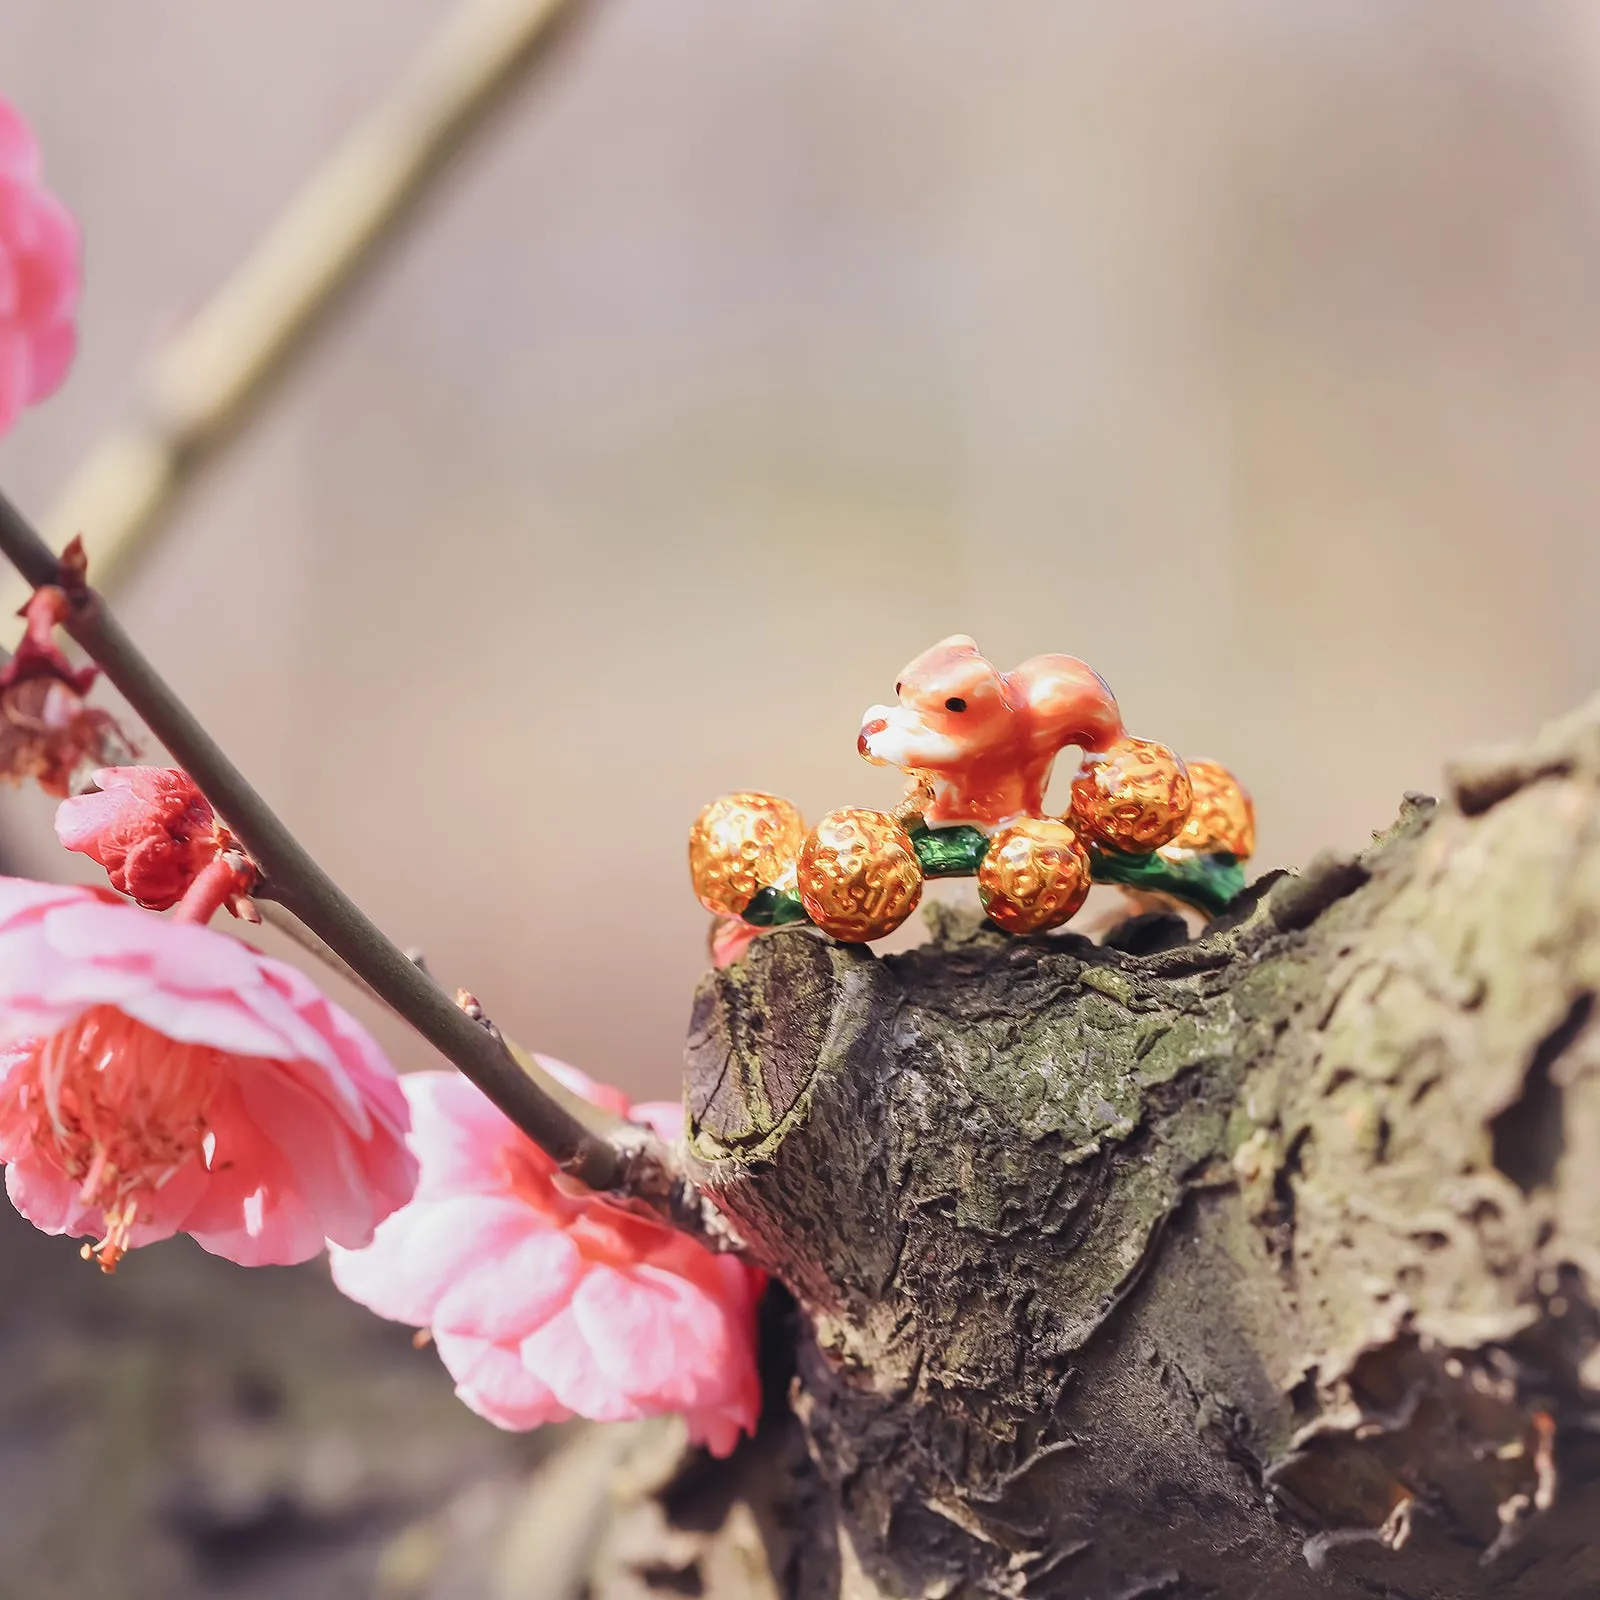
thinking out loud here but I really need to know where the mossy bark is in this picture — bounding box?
[633,695,1600,1600]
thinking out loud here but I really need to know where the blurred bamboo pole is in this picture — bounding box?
[0,0,585,624]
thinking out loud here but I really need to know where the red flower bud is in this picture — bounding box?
[56,766,229,911]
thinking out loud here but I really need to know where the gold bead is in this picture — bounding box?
[1165,758,1255,860]
[688,792,806,916]
[1069,736,1192,853]
[978,817,1092,935]
[796,807,923,942]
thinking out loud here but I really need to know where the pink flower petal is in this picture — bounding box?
[0,99,78,438]
[688,1409,748,1459]
[185,1161,327,1267]
[22,316,73,403]
[0,328,23,436]
[0,102,36,179]
[115,987,304,1061]
[54,786,129,852]
[13,188,78,329]
[42,900,262,991]
[432,1221,583,1341]
[0,875,86,927]
[331,1192,582,1339]
[517,1304,633,1421]
[572,1263,747,1413]
[432,1330,570,1432]
[226,1068,380,1244]
[398,1072,521,1198]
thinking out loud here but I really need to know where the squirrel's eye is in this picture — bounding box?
[895,682,903,695]
[944,697,967,713]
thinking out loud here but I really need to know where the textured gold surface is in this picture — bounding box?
[796,807,923,942]
[1167,758,1256,859]
[978,817,1092,934]
[688,791,806,917]
[1069,736,1193,853]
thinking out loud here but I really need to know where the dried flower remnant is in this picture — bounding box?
[0,586,134,796]
[0,877,416,1270]
[57,765,253,914]
[709,915,762,969]
[331,1065,764,1456]
[0,95,80,438]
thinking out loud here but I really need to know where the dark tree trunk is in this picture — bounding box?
[578,696,1600,1600]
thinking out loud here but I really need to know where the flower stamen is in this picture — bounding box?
[2,1005,219,1270]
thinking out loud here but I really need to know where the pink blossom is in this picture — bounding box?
[0,96,80,436]
[57,766,229,911]
[0,877,416,1270]
[331,1065,764,1457]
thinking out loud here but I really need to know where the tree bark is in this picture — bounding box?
[592,695,1600,1600]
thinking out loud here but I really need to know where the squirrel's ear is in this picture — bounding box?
[1008,655,1124,751]
[896,635,988,690]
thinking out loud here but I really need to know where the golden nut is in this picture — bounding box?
[978,817,1092,935]
[1069,736,1192,853]
[796,807,923,942]
[1167,758,1255,860]
[688,792,806,916]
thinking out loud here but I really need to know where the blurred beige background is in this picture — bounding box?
[2,4,1600,1595]
[3,2,1600,1100]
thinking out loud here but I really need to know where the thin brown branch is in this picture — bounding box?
[254,897,385,1007]
[253,896,634,1140]
[0,0,586,618]
[0,486,628,1192]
